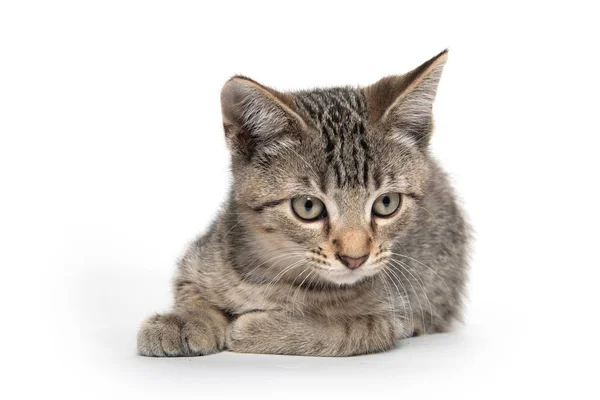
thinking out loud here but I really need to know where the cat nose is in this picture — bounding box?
[337,253,369,270]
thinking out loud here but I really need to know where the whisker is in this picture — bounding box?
[244,251,306,278]
[377,273,397,318]
[414,204,438,221]
[388,251,457,301]
[283,147,319,179]
[294,267,321,315]
[262,258,308,300]
[221,213,254,239]
[291,267,315,314]
[388,258,433,334]
[284,263,312,311]
[382,265,413,333]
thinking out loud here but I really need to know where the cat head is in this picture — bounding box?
[220,50,447,286]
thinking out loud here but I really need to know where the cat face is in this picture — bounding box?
[221,51,447,286]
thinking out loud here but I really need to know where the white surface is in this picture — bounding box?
[1,1,599,399]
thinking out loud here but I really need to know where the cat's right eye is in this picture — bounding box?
[291,196,327,221]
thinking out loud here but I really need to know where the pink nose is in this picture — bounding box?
[337,254,369,270]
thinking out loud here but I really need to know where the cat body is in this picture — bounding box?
[137,50,469,357]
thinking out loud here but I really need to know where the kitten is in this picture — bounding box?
[137,50,469,357]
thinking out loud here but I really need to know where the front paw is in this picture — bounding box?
[226,311,402,356]
[226,312,280,354]
[137,312,226,357]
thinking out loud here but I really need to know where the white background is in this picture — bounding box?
[1,1,599,399]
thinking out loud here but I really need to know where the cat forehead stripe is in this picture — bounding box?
[294,88,371,188]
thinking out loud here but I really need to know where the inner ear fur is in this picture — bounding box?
[363,50,448,147]
[220,76,306,154]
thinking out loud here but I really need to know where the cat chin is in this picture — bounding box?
[318,270,372,286]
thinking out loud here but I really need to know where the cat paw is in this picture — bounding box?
[226,312,273,354]
[137,312,226,357]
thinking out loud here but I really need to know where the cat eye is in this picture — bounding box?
[291,196,327,221]
[372,193,401,218]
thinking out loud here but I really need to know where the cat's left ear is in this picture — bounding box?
[221,76,307,160]
[364,50,448,148]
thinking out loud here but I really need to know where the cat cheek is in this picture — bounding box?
[258,226,277,234]
[371,207,411,237]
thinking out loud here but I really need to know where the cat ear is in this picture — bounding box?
[221,76,306,159]
[364,50,448,148]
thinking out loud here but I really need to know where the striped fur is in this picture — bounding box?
[137,50,470,357]
[294,87,371,188]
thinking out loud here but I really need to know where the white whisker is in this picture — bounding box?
[389,251,456,301]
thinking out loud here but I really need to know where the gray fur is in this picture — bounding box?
[137,50,470,357]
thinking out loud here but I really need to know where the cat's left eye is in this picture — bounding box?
[372,193,401,218]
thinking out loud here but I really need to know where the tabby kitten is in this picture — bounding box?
[137,50,469,357]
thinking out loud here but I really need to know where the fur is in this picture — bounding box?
[137,50,470,357]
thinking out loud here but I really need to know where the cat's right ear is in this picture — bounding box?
[220,76,306,160]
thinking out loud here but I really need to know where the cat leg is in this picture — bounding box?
[137,301,229,357]
[227,311,405,357]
